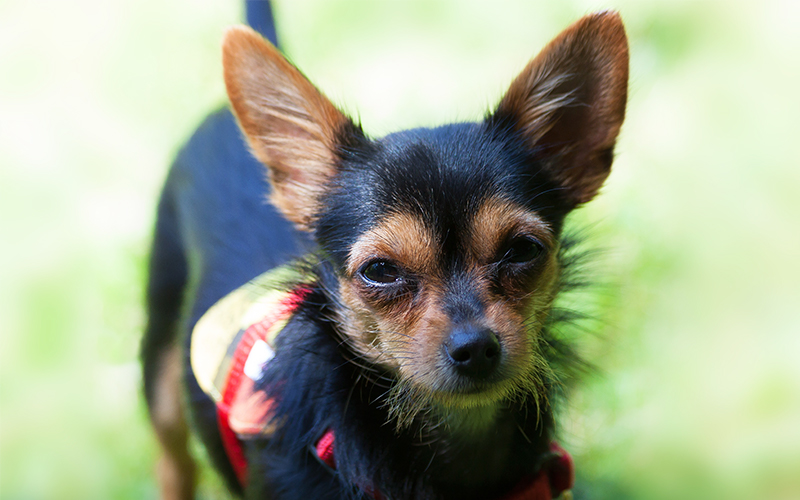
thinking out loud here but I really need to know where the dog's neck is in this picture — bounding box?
[408,398,552,498]
[439,403,501,436]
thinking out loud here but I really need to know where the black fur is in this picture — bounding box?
[317,123,569,270]
[143,4,616,499]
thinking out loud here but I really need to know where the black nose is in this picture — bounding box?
[444,325,501,380]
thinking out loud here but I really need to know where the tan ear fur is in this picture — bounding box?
[223,26,353,230]
[494,11,629,206]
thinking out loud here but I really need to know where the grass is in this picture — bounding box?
[1,1,799,499]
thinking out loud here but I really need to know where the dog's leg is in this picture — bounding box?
[150,344,195,500]
[142,181,196,500]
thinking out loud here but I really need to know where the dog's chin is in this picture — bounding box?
[390,378,524,434]
[385,373,527,429]
[384,360,547,431]
[428,381,515,410]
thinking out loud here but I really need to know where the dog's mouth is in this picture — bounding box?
[383,371,542,431]
[426,367,526,406]
[385,359,542,419]
[429,383,515,410]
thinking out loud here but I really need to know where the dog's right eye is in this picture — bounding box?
[360,260,403,285]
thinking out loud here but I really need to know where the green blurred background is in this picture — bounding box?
[1,0,798,499]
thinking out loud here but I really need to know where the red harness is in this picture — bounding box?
[201,284,574,499]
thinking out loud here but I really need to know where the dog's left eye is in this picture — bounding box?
[502,237,544,264]
[360,260,403,285]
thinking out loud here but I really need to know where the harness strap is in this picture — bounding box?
[315,429,336,469]
[212,286,310,486]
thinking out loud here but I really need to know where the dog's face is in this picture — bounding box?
[223,13,628,420]
[317,127,566,416]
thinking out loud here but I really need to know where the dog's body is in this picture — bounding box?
[142,5,628,500]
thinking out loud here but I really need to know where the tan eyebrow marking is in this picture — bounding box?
[468,196,553,263]
[346,212,438,277]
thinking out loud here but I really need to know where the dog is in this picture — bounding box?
[141,3,628,499]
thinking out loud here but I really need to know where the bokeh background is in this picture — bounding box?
[1,0,798,499]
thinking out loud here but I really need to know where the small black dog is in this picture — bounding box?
[142,4,628,499]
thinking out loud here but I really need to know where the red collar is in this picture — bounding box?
[313,429,574,500]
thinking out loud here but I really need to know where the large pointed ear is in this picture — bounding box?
[223,26,362,230]
[490,11,629,207]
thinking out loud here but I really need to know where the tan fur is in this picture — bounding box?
[222,26,353,230]
[468,196,554,265]
[336,212,439,367]
[150,344,195,500]
[346,212,438,278]
[337,199,561,418]
[495,11,628,205]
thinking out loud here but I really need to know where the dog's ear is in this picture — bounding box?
[223,26,361,230]
[491,11,629,207]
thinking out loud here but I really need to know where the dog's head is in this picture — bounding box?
[223,12,628,424]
